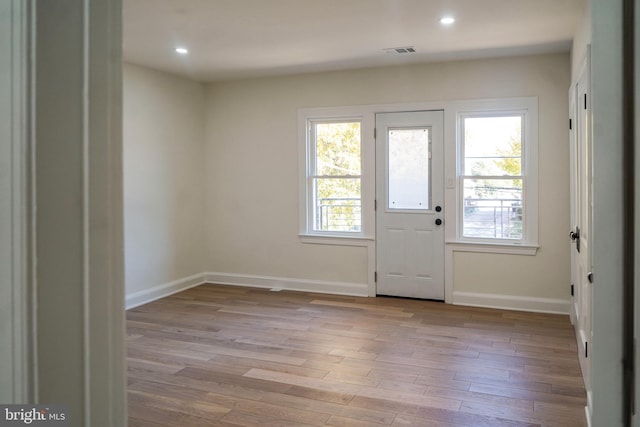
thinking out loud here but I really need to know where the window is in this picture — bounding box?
[388,127,431,210]
[457,100,538,247]
[306,119,362,234]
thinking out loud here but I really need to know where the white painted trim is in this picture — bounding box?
[12,0,30,404]
[591,1,625,423]
[33,1,125,422]
[125,273,207,309]
[451,97,539,247]
[27,1,37,401]
[452,291,571,315]
[87,1,126,424]
[445,241,538,256]
[299,234,373,247]
[81,2,91,423]
[0,0,30,404]
[297,108,375,241]
[205,272,369,297]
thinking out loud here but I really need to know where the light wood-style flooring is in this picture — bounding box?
[127,284,586,426]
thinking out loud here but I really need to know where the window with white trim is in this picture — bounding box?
[457,101,538,246]
[305,119,363,235]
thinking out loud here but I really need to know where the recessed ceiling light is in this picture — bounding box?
[440,16,455,25]
[175,47,189,55]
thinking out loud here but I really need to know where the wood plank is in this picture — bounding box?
[243,368,462,411]
[199,391,332,426]
[349,395,540,427]
[259,391,396,424]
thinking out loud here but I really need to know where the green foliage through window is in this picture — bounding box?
[311,121,362,232]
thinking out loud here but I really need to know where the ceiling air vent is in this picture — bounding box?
[384,46,416,54]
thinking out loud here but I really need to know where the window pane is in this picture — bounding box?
[388,128,430,209]
[313,177,361,232]
[463,178,523,239]
[464,116,522,176]
[315,122,361,176]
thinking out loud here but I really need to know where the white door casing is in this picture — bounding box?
[0,0,29,403]
[570,47,592,413]
[375,111,445,300]
[569,87,578,327]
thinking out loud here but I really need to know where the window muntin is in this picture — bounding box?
[460,114,525,241]
[309,120,362,233]
[387,127,431,210]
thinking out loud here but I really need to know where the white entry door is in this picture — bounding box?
[375,111,444,300]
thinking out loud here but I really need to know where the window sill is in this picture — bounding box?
[299,234,373,247]
[446,240,538,256]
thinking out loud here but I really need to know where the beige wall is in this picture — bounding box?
[123,63,206,296]
[204,53,571,302]
[571,0,591,80]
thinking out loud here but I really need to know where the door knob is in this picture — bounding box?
[435,205,442,212]
[570,227,581,252]
[435,218,442,226]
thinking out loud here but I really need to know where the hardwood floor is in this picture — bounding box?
[126,284,586,427]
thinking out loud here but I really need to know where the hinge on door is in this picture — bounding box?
[374,272,377,282]
[571,284,574,296]
[374,128,377,139]
[584,93,587,109]
[585,341,588,358]
[569,118,572,130]
[374,199,377,211]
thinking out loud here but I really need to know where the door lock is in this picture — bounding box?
[435,218,442,226]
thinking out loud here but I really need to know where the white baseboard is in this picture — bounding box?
[125,273,569,314]
[125,273,207,309]
[205,272,369,297]
[452,291,571,315]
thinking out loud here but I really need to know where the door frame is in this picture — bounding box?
[374,110,445,300]
[570,45,593,416]
[2,0,127,422]
[366,101,452,301]
[0,0,30,403]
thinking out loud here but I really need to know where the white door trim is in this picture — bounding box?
[571,47,593,416]
[375,110,445,300]
[0,0,31,403]
[591,0,625,422]
[32,0,126,424]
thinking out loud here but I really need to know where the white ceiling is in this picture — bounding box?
[123,0,585,83]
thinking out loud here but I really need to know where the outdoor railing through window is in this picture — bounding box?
[315,197,361,232]
[463,198,523,239]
